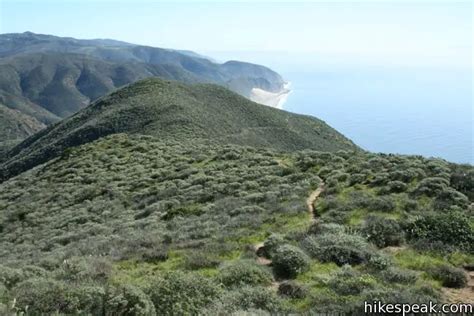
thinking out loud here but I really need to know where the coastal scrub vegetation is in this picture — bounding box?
[0,134,472,314]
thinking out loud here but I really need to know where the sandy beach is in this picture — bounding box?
[249,82,291,109]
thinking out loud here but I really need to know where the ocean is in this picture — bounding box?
[209,52,473,164]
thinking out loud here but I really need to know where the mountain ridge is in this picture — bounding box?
[0,32,289,143]
[0,77,358,182]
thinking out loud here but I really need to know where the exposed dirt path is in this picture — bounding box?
[442,270,474,304]
[306,180,325,222]
[253,180,325,291]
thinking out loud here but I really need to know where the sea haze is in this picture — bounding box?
[208,51,473,164]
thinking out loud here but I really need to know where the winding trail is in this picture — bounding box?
[306,180,325,222]
[253,179,325,290]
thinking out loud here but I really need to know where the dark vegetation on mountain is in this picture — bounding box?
[0,103,45,140]
[0,78,358,181]
[0,103,46,158]
[0,32,285,142]
[0,134,472,314]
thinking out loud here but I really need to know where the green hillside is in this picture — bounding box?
[0,134,472,314]
[0,78,358,181]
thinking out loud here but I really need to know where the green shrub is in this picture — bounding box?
[386,180,407,193]
[433,188,469,211]
[367,196,396,212]
[328,266,376,296]
[105,284,156,316]
[184,251,220,270]
[147,272,221,315]
[272,245,310,278]
[278,281,308,299]
[0,265,24,288]
[430,265,467,288]
[362,216,404,248]
[349,173,366,186]
[260,234,285,259]
[381,267,418,284]
[302,233,374,266]
[56,256,112,282]
[70,286,106,315]
[12,278,73,314]
[215,286,283,313]
[450,165,474,200]
[218,260,273,287]
[308,222,345,235]
[367,253,392,271]
[413,177,449,197]
[405,211,473,250]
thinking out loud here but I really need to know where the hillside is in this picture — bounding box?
[0,134,472,314]
[0,78,358,181]
[0,103,46,157]
[0,103,45,140]
[0,32,287,141]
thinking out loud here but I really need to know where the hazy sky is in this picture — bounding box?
[1,0,472,68]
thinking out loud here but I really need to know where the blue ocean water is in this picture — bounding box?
[209,51,473,164]
[282,66,473,164]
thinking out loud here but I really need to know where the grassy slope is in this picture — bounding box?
[0,134,472,314]
[0,78,358,181]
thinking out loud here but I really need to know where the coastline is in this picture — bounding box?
[249,82,292,109]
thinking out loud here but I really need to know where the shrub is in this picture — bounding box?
[381,267,418,284]
[413,177,449,197]
[328,266,376,296]
[0,265,24,288]
[215,286,283,313]
[140,248,169,263]
[450,165,474,200]
[387,180,407,193]
[70,286,106,315]
[308,222,345,235]
[367,196,396,212]
[184,251,220,270]
[261,234,285,259]
[105,284,156,316]
[12,278,73,314]
[362,216,404,248]
[349,173,366,186]
[367,253,392,271]
[430,265,467,288]
[218,260,273,287]
[278,281,308,299]
[272,245,310,278]
[147,272,221,315]
[56,256,112,282]
[302,233,375,266]
[320,209,350,224]
[370,172,390,187]
[433,188,469,211]
[405,211,473,250]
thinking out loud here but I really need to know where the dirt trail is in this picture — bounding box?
[306,181,325,222]
[442,269,474,304]
[253,180,325,290]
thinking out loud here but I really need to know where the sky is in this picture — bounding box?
[0,0,472,68]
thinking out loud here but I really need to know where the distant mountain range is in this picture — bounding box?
[0,32,287,142]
